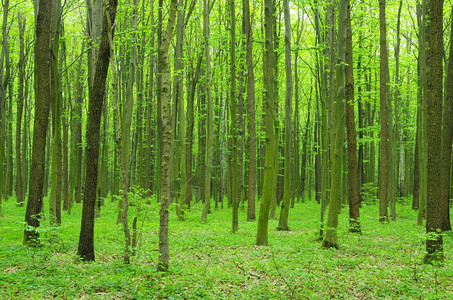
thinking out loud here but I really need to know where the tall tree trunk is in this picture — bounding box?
[201,0,215,225]
[323,0,346,249]
[277,0,292,231]
[16,14,26,206]
[145,0,156,197]
[157,0,178,271]
[417,2,428,226]
[230,0,239,232]
[424,0,444,263]
[117,0,138,223]
[394,0,404,198]
[175,0,185,221]
[108,14,131,263]
[439,3,453,232]
[378,0,389,222]
[49,0,62,225]
[256,0,277,246]
[77,0,118,261]
[345,0,360,233]
[243,0,256,221]
[24,0,52,244]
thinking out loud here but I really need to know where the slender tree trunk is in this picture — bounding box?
[425,0,444,263]
[16,14,26,206]
[117,0,137,223]
[378,0,389,222]
[24,0,52,244]
[345,0,360,233]
[323,0,346,249]
[230,0,239,232]
[256,0,276,246]
[417,2,428,226]
[157,0,178,271]
[439,3,453,232]
[243,0,256,221]
[49,0,62,225]
[145,0,156,197]
[185,55,202,209]
[201,0,215,225]
[174,0,185,221]
[277,0,292,231]
[108,15,131,263]
[77,0,118,261]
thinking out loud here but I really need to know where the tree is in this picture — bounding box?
[256,0,277,246]
[16,14,26,207]
[24,0,52,244]
[323,0,347,249]
[439,3,453,232]
[277,0,292,231]
[77,0,118,261]
[424,0,444,263]
[230,0,239,233]
[378,0,389,223]
[243,0,256,221]
[345,0,360,233]
[157,0,178,271]
[201,0,214,225]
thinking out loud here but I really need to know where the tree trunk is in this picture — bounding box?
[378,0,389,222]
[243,0,256,221]
[439,3,453,232]
[323,0,346,249]
[345,0,361,233]
[277,0,292,231]
[256,0,277,246]
[157,0,178,271]
[16,14,26,207]
[230,0,239,232]
[77,0,118,261]
[201,0,215,225]
[24,0,52,243]
[424,0,444,263]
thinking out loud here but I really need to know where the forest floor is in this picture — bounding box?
[1,195,452,299]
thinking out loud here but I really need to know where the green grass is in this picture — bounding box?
[1,196,452,299]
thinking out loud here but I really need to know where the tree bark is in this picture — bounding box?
[243,0,256,221]
[378,0,389,222]
[157,0,178,271]
[323,0,346,249]
[345,0,361,233]
[16,14,26,207]
[230,0,239,232]
[439,3,453,232]
[256,0,276,246]
[425,0,444,263]
[277,0,292,231]
[23,0,52,244]
[201,0,215,225]
[77,0,118,261]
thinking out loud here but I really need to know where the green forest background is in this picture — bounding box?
[1,0,453,298]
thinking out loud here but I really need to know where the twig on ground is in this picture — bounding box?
[236,263,262,279]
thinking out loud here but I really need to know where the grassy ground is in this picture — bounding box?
[1,195,452,299]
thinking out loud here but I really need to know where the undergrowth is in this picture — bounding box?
[1,195,452,299]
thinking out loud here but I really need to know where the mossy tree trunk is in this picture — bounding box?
[323,0,346,249]
[256,0,277,246]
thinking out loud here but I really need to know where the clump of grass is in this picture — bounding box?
[1,197,452,299]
